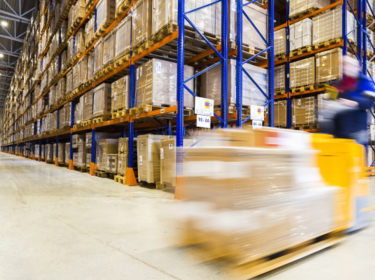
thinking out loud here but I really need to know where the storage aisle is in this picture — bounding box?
[0,152,375,280]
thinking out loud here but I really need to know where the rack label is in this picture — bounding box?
[251,105,264,121]
[253,120,262,129]
[197,115,211,128]
[195,97,214,116]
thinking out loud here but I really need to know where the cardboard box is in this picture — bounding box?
[274,28,286,55]
[290,57,315,88]
[111,76,129,111]
[94,39,103,74]
[96,0,116,31]
[97,139,119,171]
[292,96,316,126]
[275,100,287,127]
[65,142,70,165]
[93,83,112,118]
[86,153,91,168]
[115,15,131,59]
[275,65,285,91]
[290,0,330,18]
[103,30,116,67]
[83,90,93,121]
[315,47,342,84]
[131,0,152,49]
[58,143,65,164]
[106,154,118,173]
[118,153,127,175]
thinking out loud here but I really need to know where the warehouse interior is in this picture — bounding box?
[1,0,375,279]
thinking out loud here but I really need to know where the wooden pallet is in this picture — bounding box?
[92,116,111,124]
[292,123,318,130]
[114,175,126,184]
[114,53,131,67]
[152,22,178,44]
[290,45,312,57]
[111,109,129,119]
[214,105,251,116]
[132,39,155,57]
[95,170,115,179]
[275,53,286,61]
[82,120,92,126]
[290,7,320,21]
[275,89,286,96]
[74,165,88,172]
[313,38,342,50]
[290,84,315,93]
[316,79,338,88]
[115,0,131,18]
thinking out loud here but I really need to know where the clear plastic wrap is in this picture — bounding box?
[75,98,83,124]
[96,0,116,31]
[201,59,267,106]
[152,0,178,36]
[136,59,194,108]
[49,86,56,106]
[86,132,92,148]
[87,53,94,80]
[73,63,80,90]
[85,16,95,45]
[131,0,152,49]
[83,90,93,121]
[74,0,86,23]
[46,144,53,162]
[94,39,103,74]
[290,0,330,18]
[292,96,316,126]
[41,145,45,159]
[86,153,91,168]
[57,77,66,102]
[290,18,312,51]
[111,76,129,111]
[114,15,131,59]
[137,134,171,183]
[274,28,286,55]
[60,106,66,128]
[103,30,116,66]
[118,137,128,153]
[117,153,127,175]
[74,27,85,55]
[65,142,70,165]
[315,47,343,84]
[290,57,315,88]
[66,69,73,94]
[97,139,118,171]
[93,83,112,118]
[106,154,118,173]
[78,55,88,86]
[64,103,71,127]
[312,8,356,46]
[67,36,74,63]
[275,100,287,127]
[275,65,285,91]
[35,144,40,157]
[58,143,65,163]
[77,134,86,167]
[61,50,67,71]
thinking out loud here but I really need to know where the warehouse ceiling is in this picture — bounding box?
[0,0,36,112]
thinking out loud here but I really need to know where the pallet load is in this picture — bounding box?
[274,28,286,58]
[56,77,66,103]
[35,144,39,159]
[106,154,118,173]
[65,142,70,166]
[290,18,312,54]
[315,47,343,85]
[292,96,316,129]
[58,143,65,164]
[132,0,152,55]
[93,83,112,121]
[137,134,171,186]
[73,56,87,90]
[117,137,128,177]
[274,65,285,95]
[74,99,83,125]
[85,16,95,47]
[274,100,287,127]
[74,28,85,57]
[66,69,73,95]
[201,60,267,107]
[75,135,87,169]
[114,15,131,62]
[290,57,315,92]
[180,128,346,277]
[97,139,118,172]
[289,0,330,20]
[312,8,356,49]
[94,39,104,75]
[135,59,194,109]
[96,0,116,33]
[111,76,129,117]
[103,30,116,68]
[46,144,53,163]
[83,90,93,122]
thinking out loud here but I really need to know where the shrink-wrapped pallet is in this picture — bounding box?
[73,152,78,165]
[49,86,56,107]
[132,0,152,50]
[275,65,285,92]
[83,90,93,121]
[67,36,74,64]
[86,132,92,148]
[57,77,66,102]
[289,0,330,18]
[290,57,315,88]
[75,98,83,125]
[94,39,103,74]
[312,8,356,46]
[106,154,118,173]
[275,100,287,127]
[66,69,73,94]
[64,103,71,127]
[201,60,267,106]
[46,144,53,162]
[274,28,286,55]
[76,135,87,167]
[35,144,40,157]
[61,50,67,72]
[50,111,58,131]
[315,47,343,84]
[85,16,95,45]
[78,55,88,87]
[41,145,45,160]
[137,134,170,183]
[65,142,70,165]
[290,18,312,51]
[96,0,116,31]
[87,53,94,80]
[59,106,66,128]
[292,96,316,126]
[103,30,116,67]
[58,143,65,164]
[97,139,118,171]
[75,27,85,55]
[136,59,194,108]
[111,76,129,111]
[118,137,128,154]
[118,153,127,175]
[74,0,86,23]
[114,15,131,59]
[93,83,112,118]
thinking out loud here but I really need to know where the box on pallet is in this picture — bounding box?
[87,54,94,80]
[118,153,127,176]
[97,139,118,171]
[289,0,330,18]
[57,77,66,103]
[75,28,86,56]
[46,144,53,162]
[114,15,131,59]
[76,136,87,167]
[75,98,83,125]
[274,100,287,127]
[290,18,312,51]
[96,0,116,31]
[103,31,116,67]
[275,65,285,92]
[85,16,95,45]
[201,59,267,106]
[132,0,152,50]
[93,83,112,118]
[137,134,171,184]
[136,59,194,108]
[94,39,104,74]
[290,57,315,88]
[74,0,86,24]
[111,76,129,111]
[274,28,286,56]
[315,47,342,84]
[83,90,93,121]
[58,143,65,164]
[86,153,92,168]
[106,154,118,173]
[312,8,356,46]
[66,69,73,94]
[292,96,316,126]
[65,142,70,165]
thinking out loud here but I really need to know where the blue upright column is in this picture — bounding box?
[268,0,275,127]
[221,0,228,128]
[69,101,74,170]
[286,2,292,128]
[236,0,243,128]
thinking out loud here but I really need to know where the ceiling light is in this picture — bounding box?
[1,21,7,27]
[0,54,4,58]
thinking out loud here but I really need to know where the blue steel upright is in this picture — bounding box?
[286,2,291,128]
[268,0,275,127]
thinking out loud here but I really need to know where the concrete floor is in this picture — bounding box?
[1,152,375,280]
